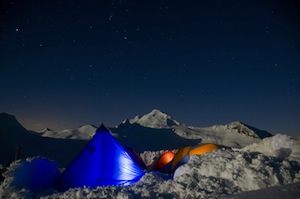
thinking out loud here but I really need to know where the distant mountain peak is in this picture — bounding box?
[140,109,169,120]
[77,124,97,131]
[148,108,167,115]
[225,121,272,139]
[128,109,181,129]
[40,124,97,140]
[40,127,53,134]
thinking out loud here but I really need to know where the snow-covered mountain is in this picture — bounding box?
[115,109,272,150]
[36,109,272,151]
[127,109,182,128]
[0,113,86,167]
[0,110,272,164]
[123,109,271,138]
[41,124,97,139]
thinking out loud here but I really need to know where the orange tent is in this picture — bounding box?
[170,144,219,173]
[152,143,219,174]
[153,151,175,172]
[189,143,219,156]
[170,146,191,173]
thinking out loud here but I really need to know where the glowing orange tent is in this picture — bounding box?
[189,143,219,156]
[170,146,191,173]
[153,151,175,173]
[170,143,219,173]
[153,143,219,174]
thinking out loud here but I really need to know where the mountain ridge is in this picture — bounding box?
[122,109,272,139]
[2,110,272,141]
[0,113,87,167]
[127,109,182,129]
[0,110,273,155]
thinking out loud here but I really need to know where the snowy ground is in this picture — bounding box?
[0,134,300,198]
[222,182,300,199]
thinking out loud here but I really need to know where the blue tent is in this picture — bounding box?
[55,124,144,191]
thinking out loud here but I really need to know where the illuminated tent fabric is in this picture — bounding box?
[125,148,147,170]
[169,144,219,173]
[170,146,191,173]
[55,124,144,191]
[153,151,175,173]
[189,143,219,156]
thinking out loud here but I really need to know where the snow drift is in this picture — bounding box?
[0,134,299,198]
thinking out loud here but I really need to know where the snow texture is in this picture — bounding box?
[41,125,97,140]
[1,135,300,199]
[128,109,181,128]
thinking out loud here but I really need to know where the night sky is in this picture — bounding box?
[0,0,299,136]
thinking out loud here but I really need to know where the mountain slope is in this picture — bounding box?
[41,124,97,139]
[127,109,271,137]
[128,109,181,128]
[0,113,87,167]
[119,109,272,149]
[35,109,272,151]
[112,122,200,152]
[0,110,273,164]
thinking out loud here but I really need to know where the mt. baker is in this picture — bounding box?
[40,109,272,151]
[0,110,273,165]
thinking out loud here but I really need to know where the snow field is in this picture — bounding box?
[0,134,300,198]
[174,149,300,192]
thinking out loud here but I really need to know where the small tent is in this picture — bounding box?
[189,143,219,156]
[153,151,175,173]
[170,144,219,173]
[170,146,191,173]
[154,144,219,174]
[55,124,144,191]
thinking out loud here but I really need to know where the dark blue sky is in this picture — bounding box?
[0,0,299,136]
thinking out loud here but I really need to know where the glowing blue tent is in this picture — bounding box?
[55,124,144,191]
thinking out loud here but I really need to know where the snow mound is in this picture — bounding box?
[129,109,181,129]
[0,157,60,198]
[241,134,294,159]
[1,147,300,198]
[222,182,300,199]
[44,148,300,198]
[174,149,300,192]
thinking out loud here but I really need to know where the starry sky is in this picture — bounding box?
[0,0,299,136]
